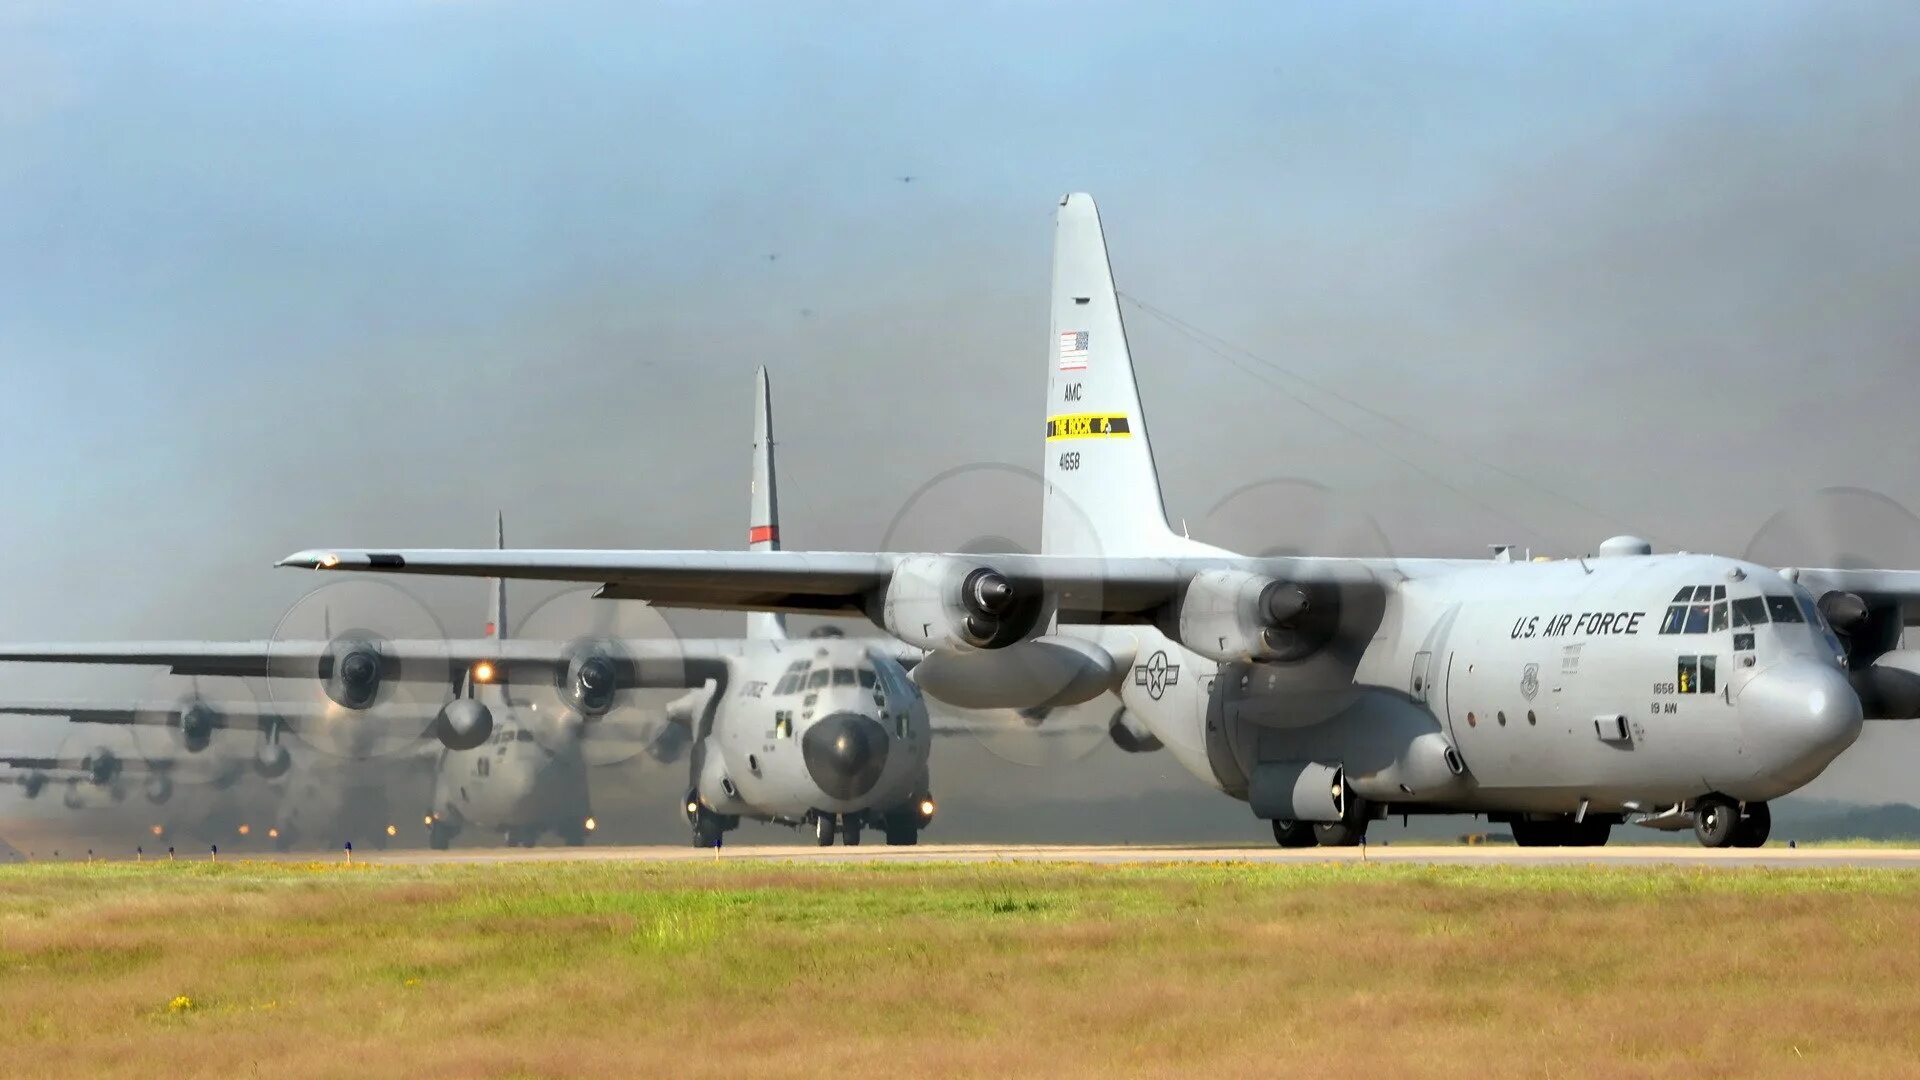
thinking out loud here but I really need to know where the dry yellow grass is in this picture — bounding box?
[1,858,1917,1079]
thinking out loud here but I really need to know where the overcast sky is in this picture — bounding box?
[3,1,1920,835]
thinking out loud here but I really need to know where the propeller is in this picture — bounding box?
[1743,487,1920,573]
[1744,486,1920,657]
[513,586,691,768]
[128,670,262,780]
[1187,476,1395,730]
[880,462,1111,767]
[267,579,453,762]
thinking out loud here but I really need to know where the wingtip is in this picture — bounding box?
[278,550,344,570]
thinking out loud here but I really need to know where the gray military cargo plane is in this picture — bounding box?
[0,371,948,848]
[278,193,1920,849]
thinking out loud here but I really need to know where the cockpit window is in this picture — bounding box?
[832,668,856,687]
[773,674,800,695]
[1661,585,1723,634]
[1683,603,1710,634]
[1765,595,1805,623]
[807,668,831,689]
[1796,595,1823,628]
[857,668,877,688]
[1730,596,1768,627]
[516,729,533,743]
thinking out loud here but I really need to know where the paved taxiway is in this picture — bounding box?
[361,843,1920,870]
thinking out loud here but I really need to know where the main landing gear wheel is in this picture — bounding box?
[882,809,919,846]
[1731,802,1772,848]
[691,808,727,849]
[1313,796,1371,847]
[1693,796,1742,848]
[1271,819,1318,848]
[428,821,458,851]
[814,815,836,847]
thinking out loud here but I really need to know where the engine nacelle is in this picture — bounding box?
[20,772,46,799]
[914,636,1119,709]
[1853,650,1920,720]
[1108,707,1162,754]
[433,699,494,751]
[144,771,173,805]
[254,741,292,779]
[1166,570,1335,664]
[873,556,1041,652]
[320,636,386,710]
[85,748,121,786]
[560,646,622,718]
[178,702,218,752]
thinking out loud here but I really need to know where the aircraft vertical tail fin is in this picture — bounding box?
[747,366,787,640]
[487,511,508,640]
[1042,194,1192,558]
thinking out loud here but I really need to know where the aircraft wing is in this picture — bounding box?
[277,549,1473,617]
[1785,569,1920,622]
[0,639,746,690]
[0,698,438,732]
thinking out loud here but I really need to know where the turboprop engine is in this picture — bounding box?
[913,635,1120,709]
[872,557,1044,652]
[177,701,219,752]
[1809,590,1920,720]
[319,635,387,710]
[1165,570,1339,663]
[558,641,626,718]
[432,699,494,751]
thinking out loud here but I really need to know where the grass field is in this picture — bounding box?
[3,858,1919,1079]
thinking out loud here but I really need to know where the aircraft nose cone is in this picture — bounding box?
[1740,660,1863,789]
[801,713,890,801]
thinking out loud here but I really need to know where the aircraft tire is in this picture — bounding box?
[1314,796,1371,847]
[1731,802,1771,848]
[1570,819,1612,847]
[1693,797,1741,848]
[1509,818,1555,846]
[814,815,836,847]
[1271,819,1318,848]
[691,809,726,848]
[842,820,863,846]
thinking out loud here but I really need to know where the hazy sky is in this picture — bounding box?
[4,1,1920,824]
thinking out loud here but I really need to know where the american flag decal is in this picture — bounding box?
[1058,330,1089,371]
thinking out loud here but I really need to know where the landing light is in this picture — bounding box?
[150,825,164,837]
[919,799,937,818]
[584,817,597,832]
[237,824,251,836]
[268,828,280,839]
[386,824,398,837]
[424,814,435,826]
[472,661,496,684]
[685,801,699,814]
[318,552,341,569]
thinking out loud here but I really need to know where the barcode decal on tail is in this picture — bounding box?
[1046,414,1131,440]
[1058,330,1089,370]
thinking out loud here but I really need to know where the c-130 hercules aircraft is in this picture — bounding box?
[0,370,946,848]
[280,193,1920,849]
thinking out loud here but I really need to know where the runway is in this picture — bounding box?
[364,842,1920,870]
